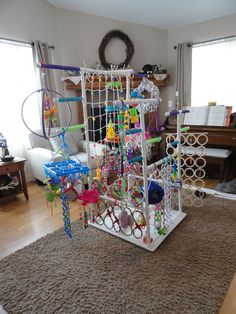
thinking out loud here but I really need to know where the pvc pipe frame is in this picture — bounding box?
[37,62,133,76]
[139,102,151,242]
[113,98,159,106]
[147,153,177,172]
[176,113,183,213]
[80,69,92,189]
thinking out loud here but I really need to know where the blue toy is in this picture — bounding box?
[147,181,164,205]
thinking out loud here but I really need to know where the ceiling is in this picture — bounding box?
[46,0,236,29]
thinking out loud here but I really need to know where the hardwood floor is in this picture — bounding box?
[219,273,236,314]
[0,182,81,260]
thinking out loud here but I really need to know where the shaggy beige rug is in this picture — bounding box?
[0,196,236,314]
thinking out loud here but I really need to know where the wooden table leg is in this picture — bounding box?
[19,162,29,200]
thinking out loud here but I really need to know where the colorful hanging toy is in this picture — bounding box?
[146,181,164,205]
[129,107,139,124]
[106,119,115,141]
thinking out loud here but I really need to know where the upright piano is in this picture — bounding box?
[164,121,236,179]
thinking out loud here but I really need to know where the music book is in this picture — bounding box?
[184,106,209,125]
[184,105,231,126]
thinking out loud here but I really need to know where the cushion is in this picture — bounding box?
[70,153,97,169]
[29,132,52,150]
[204,148,232,158]
[78,140,107,156]
[181,146,232,158]
[50,133,79,155]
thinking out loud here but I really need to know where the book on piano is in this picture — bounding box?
[184,105,232,126]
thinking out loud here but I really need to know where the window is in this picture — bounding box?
[0,39,40,158]
[191,37,236,112]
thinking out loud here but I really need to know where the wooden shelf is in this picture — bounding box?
[65,74,169,94]
[0,158,29,200]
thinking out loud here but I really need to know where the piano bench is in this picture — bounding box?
[181,147,232,182]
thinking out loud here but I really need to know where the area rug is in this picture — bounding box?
[0,196,236,314]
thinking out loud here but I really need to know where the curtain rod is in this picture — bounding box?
[0,36,55,49]
[173,34,236,49]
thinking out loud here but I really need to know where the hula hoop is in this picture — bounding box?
[21,88,72,139]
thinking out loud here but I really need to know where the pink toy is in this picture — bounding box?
[77,189,99,206]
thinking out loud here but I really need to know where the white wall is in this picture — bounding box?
[54,8,168,118]
[0,0,169,120]
[0,0,59,56]
[54,8,167,72]
[168,13,236,106]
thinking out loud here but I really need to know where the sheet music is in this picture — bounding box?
[184,106,209,125]
[207,106,227,126]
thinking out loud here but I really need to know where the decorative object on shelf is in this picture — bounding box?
[98,29,134,69]
[139,64,167,76]
[153,74,167,81]
[0,132,14,162]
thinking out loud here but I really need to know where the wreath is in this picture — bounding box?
[98,30,134,69]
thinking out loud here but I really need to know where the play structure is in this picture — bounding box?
[22,62,207,251]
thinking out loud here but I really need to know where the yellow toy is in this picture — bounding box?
[96,168,101,181]
[106,119,115,140]
[124,111,129,130]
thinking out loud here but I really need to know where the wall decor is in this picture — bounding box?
[98,29,134,69]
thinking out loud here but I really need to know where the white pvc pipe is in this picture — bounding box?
[176,113,182,213]
[139,104,151,241]
[99,195,145,211]
[113,98,159,106]
[128,173,161,183]
[147,153,178,172]
[126,74,130,101]
[80,69,92,188]
[80,67,133,76]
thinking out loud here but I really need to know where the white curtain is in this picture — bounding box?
[191,38,236,111]
[176,42,192,109]
[0,40,40,180]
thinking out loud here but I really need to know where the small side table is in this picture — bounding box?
[0,157,29,200]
